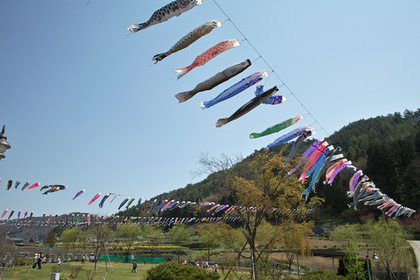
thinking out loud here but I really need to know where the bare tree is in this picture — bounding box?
[191,152,243,178]
[88,224,114,271]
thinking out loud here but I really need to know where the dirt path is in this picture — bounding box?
[409,240,420,277]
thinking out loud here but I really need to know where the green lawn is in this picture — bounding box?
[3,261,155,280]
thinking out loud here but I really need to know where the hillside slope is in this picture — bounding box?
[119,109,420,219]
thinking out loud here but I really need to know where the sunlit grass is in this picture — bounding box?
[4,261,155,280]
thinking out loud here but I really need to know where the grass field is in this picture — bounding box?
[2,261,156,280]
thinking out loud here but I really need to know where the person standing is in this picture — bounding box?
[37,253,43,269]
[131,262,137,273]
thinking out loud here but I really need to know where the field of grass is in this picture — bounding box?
[3,261,155,280]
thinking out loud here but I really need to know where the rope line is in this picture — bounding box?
[212,0,330,137]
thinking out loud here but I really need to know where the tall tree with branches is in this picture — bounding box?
[196,150,321,279]
[88,224,114,271]
[117,223,142,263]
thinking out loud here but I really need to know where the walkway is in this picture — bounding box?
[409,240,420,278]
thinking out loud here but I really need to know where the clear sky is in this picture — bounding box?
[0,0,419,218]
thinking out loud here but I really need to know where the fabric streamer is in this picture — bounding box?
[156,200,168,214]
[216,86,279,127]
[349,170,363,193]
[99,193,111,208]
[200,70,268,109]
[284,130,313,165]
[88,193,101,206]
[299,141,328,183]
[250,114,303,139]
[125,197,136,209]
[254,85,287,105]
[304,145,334,179]
[1,209,7,219]
[175,39,240,79]
[27,182,41,190]
[148,199,157,213]
[14,181,21,189]
[267,124,312,149]
[21,182,30,191]
[128,0,203,33]
[288,138,324,175]
[6,180,12,190]
[327,161,356,185]
[324,159,347,184]
[7,210,15,221]
[175,59,251,103]
[72,189,85,200]
[153,19,222,63]
[161,200,174,212]
[118,198,130,210]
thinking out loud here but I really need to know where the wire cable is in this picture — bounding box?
[212,0,330,137]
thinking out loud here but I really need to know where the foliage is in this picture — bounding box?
[301,269,346,280]
[331,217,412,279]
[45,230,56,248]
[145,262,220,280]
[330,223,362,249]
[363,217,410,278]
[327,109,419,161]
[193,151,321,279]
[281,221,314,272]
[167,224,194,263]
[60,227,83,249]
[331,223,366,279]
[115,109,419,221]
[198,222,245,264]
[116,223,142,262]
[167,224,194,244]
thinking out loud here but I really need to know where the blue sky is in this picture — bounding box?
[1,0,419,217]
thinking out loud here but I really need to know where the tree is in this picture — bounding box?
[45,230,56,248]
[198,222,245,265]
[88,224,114,271]
[61,227,83,249]
[166,224,194,263]
[281,221,313,273]
[140,226,163,257]
[196,151,321,280]
[330,223,367,279]
[116,223,141,262]
[0,231,15,267]
[364,217,410,279]
[232,151,320,279]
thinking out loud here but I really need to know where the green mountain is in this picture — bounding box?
[119,109,420,219]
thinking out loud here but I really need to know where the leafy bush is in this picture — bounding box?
[301,270,346,280]
[146,262,219,280]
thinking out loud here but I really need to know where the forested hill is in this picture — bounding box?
[327,110,419,161]
[119,109,420,219]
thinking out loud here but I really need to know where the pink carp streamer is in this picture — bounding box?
[323,159,347,184]
[1,209,7,219]
[88,193,101,206]
[27,182,41,190]
[174,39,240,79]
[299,142,328,183]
